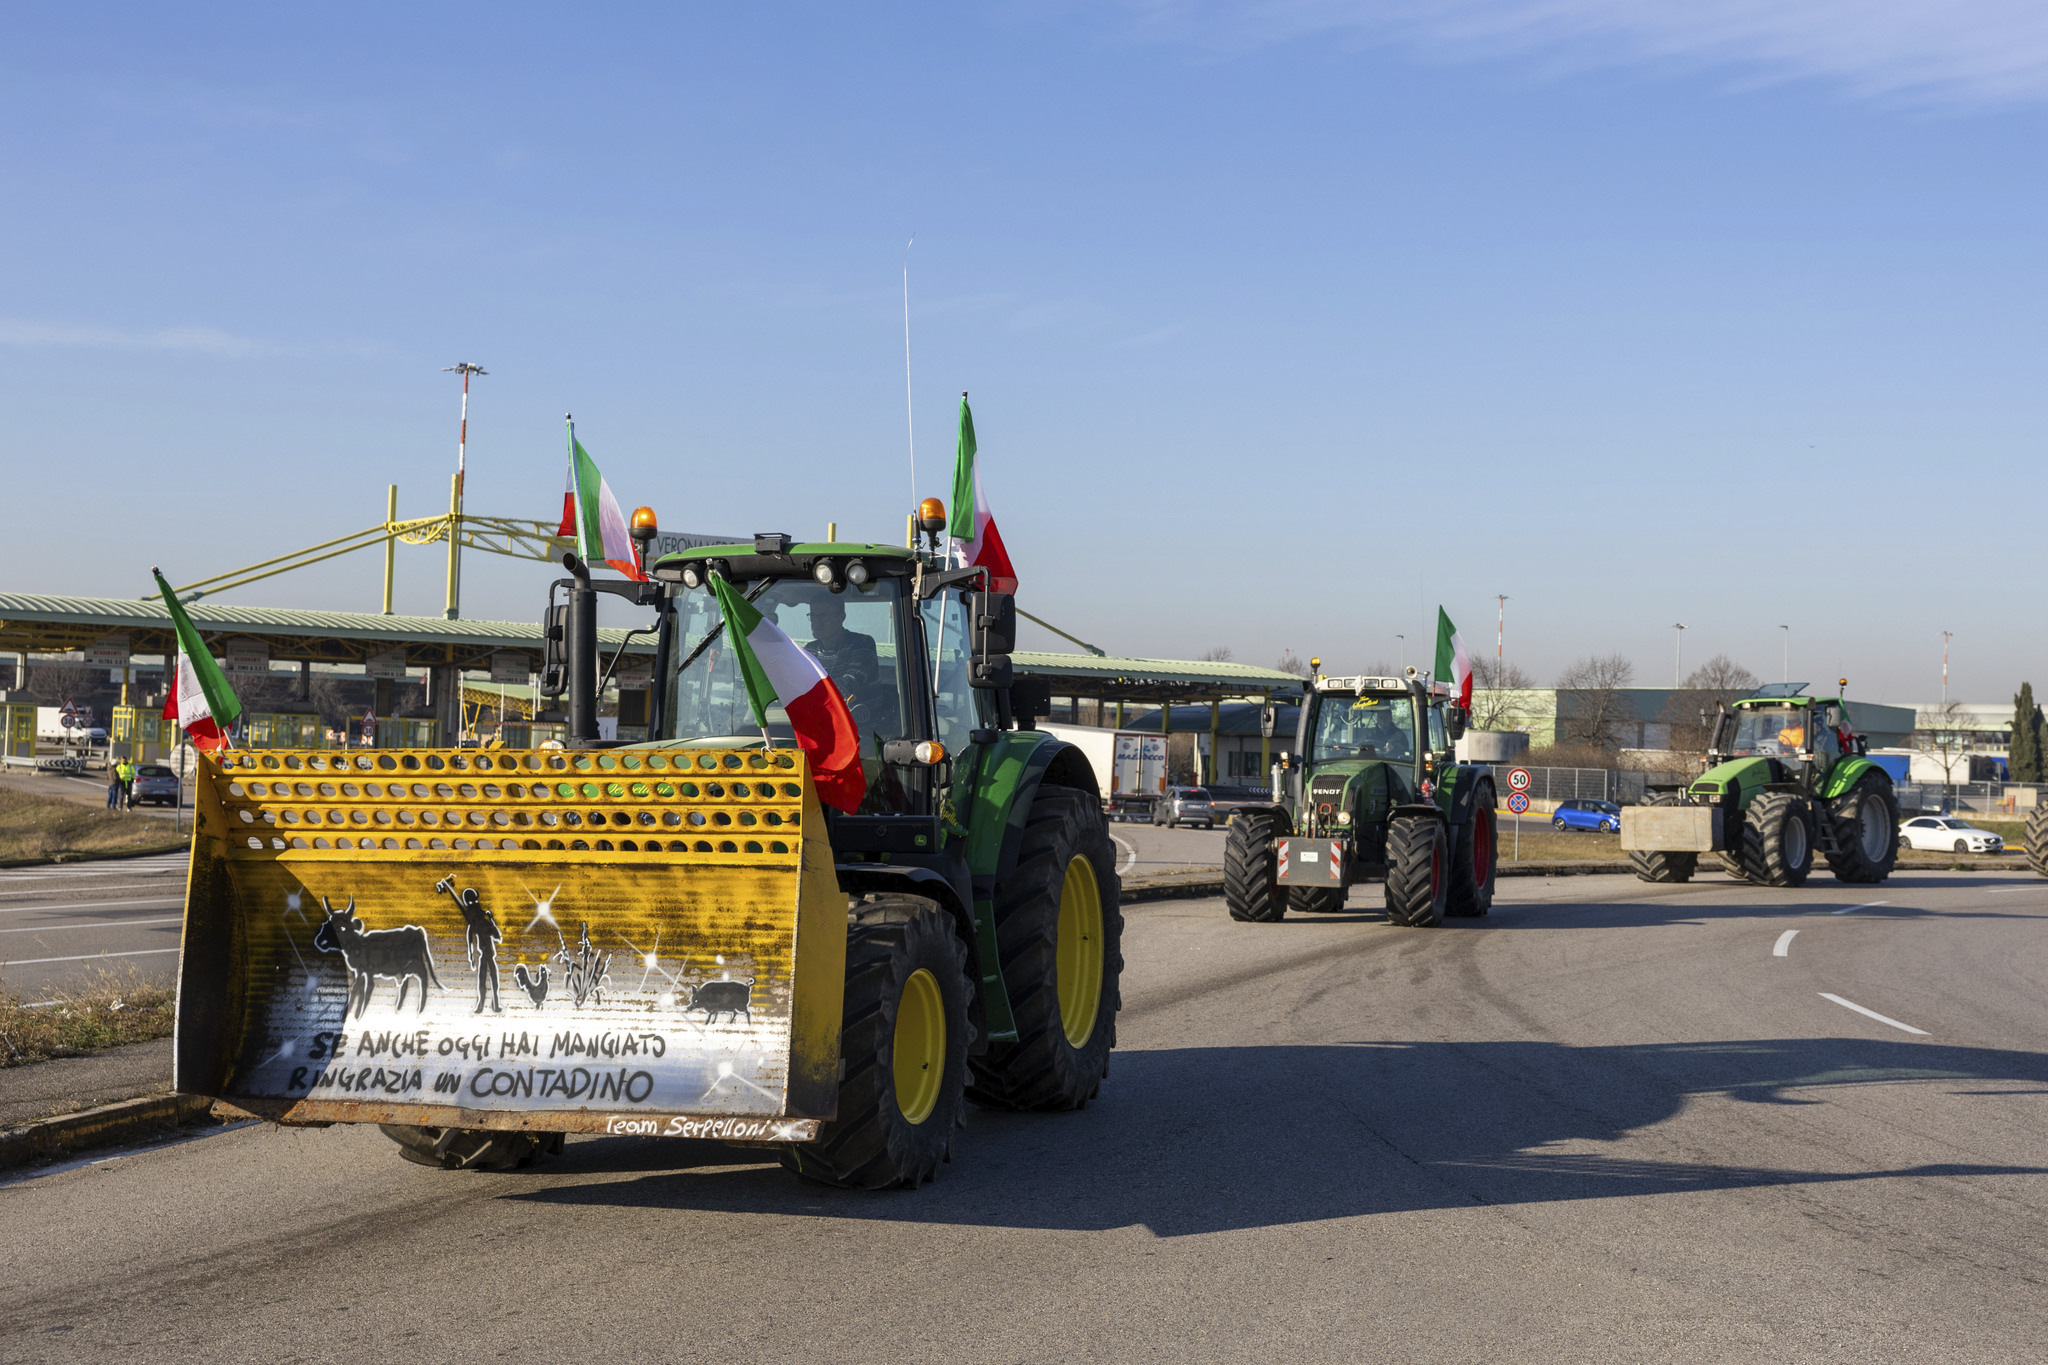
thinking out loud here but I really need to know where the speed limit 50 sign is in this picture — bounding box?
[1507,767,1532,793]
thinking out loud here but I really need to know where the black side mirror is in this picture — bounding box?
[970,656,1014,689]
[539,603,569,698]
[1446,705,1468,742]
[966,591,1015,655]
[1008,676,1051,727]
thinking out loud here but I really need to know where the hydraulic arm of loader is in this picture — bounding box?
[176,745,846,1141]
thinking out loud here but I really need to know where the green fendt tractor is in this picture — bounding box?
[1223,670,1497,926]
[173,515,1123,1191]
[1621,682,1896,887]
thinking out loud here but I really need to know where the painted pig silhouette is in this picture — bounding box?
[687,978,753,1024]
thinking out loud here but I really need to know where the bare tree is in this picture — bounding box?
[1915,699,1973,791]
[1662,653,1760,751]
[1199,645,1234,662]
[1556,653,1637,750]
[1275,650,1310,678]
[1470,658,1533,732]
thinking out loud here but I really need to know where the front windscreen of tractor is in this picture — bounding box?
[1311,694,1415,762]
[664,575,912,758]
[1727,705,1808,757]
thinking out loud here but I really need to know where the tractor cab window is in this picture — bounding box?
[1426,705,1449,754]
[663,575,918,814]
[920,591,989,805]
[1311,694,1414,762]
[1728,706,1808,757]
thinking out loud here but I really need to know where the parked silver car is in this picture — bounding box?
[1152,786,1217,829]
[131,763,183,807]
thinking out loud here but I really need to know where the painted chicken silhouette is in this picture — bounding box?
[513,962,551,1008]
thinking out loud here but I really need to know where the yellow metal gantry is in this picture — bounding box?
[153,485,571,612]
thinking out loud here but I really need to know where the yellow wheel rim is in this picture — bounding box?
[1056,854,1105,1048]
[893,967,946,1126]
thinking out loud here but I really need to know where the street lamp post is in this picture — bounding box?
[1395,634,1405,671]
[1778,624,1789,683]
[1942,630,1953,704]
[1673,623,1687,685]
[441,362,487,620]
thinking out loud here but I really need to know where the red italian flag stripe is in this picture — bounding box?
[708,574,868,814]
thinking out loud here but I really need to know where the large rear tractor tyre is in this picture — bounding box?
[1446,786,1498,916]
[1224,807,1288,923]
[782,896,972,1189]
[1740,791,1815,888]
[2027,805,2048,878]
[1627,792,1698,884]
[1717,852,1750,881]
[380,1125,564,1172]
[966,785,1123,1113]
[1384,815,1449,927]
[1824,772,1898,884]
[1288,887,1349,914]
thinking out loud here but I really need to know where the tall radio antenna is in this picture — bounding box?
[903,235,916,511]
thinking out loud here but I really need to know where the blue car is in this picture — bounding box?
[1552,799,1621,833]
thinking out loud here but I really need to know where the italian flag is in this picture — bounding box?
[946,394,1018,594]
[152,569,242,752]
[1435,607,1473,710]
[567,419,647,581]
[707,573,867,814]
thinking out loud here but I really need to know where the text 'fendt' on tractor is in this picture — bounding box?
[1620,680,1897,887]
[1223,664,1497,926]
[174,501,1123,1189]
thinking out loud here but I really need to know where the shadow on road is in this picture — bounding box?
[506,1035,2048,1235]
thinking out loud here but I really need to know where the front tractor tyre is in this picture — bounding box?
[1627,793,1697,884]
[1446,789,1498,917]
[966,785,1124,1113]
[1288,887,1349,914]
[1384,814,1449,927]
[2027,805,2048,878]
[782,896,972,1189]
[1740,791,1815,888]
[1224,808,1288,923]
[381,1125,564,1172]
[1824,773,1898,884]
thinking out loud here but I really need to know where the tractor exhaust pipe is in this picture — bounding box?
[564,554,600,747]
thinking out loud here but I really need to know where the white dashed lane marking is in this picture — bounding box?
[1773,929,1798,957]
[1819,992,1929,1036]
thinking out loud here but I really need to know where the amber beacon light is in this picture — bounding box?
[917,497,947,535]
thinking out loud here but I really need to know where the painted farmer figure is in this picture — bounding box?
[435,875,502,1013]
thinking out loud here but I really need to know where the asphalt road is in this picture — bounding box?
[7,867,2048,1362]
[0,854,189,1001]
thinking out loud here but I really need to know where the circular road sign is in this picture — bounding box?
[1507,767,1532,792]
[1507,792,1531,815]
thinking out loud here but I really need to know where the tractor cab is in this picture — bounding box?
[1296,676,1450,842]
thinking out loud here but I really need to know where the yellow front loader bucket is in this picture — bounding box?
[175,746,846,1141]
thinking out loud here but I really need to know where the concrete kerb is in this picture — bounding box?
[0,1093,216,1172]
[0,841,190,870]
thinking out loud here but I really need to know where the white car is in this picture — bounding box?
[1897,816,2004,854]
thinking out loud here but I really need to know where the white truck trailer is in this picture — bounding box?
[1039,722,1168,821]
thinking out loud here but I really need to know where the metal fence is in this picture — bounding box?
[1897,781,2043,817]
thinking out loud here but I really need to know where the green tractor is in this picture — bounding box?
[173,520,1123,1192]
[1223,670,1497,925]
[1621,682,1897,886]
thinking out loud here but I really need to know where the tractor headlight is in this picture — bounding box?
[679,564,703,589]
[1337,811,1352,825]
[845,558,870,587]
[812,559,837,587]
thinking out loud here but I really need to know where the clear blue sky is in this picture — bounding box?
[3,3,2042,706]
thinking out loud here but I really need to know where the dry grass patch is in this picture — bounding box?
[0,785,186,863]
[0,964,177,1067]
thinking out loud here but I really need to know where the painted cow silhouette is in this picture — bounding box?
[312,896,441,1018]
[687,978,753,1024]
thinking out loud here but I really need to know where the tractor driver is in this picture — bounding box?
[807,595,885,726]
